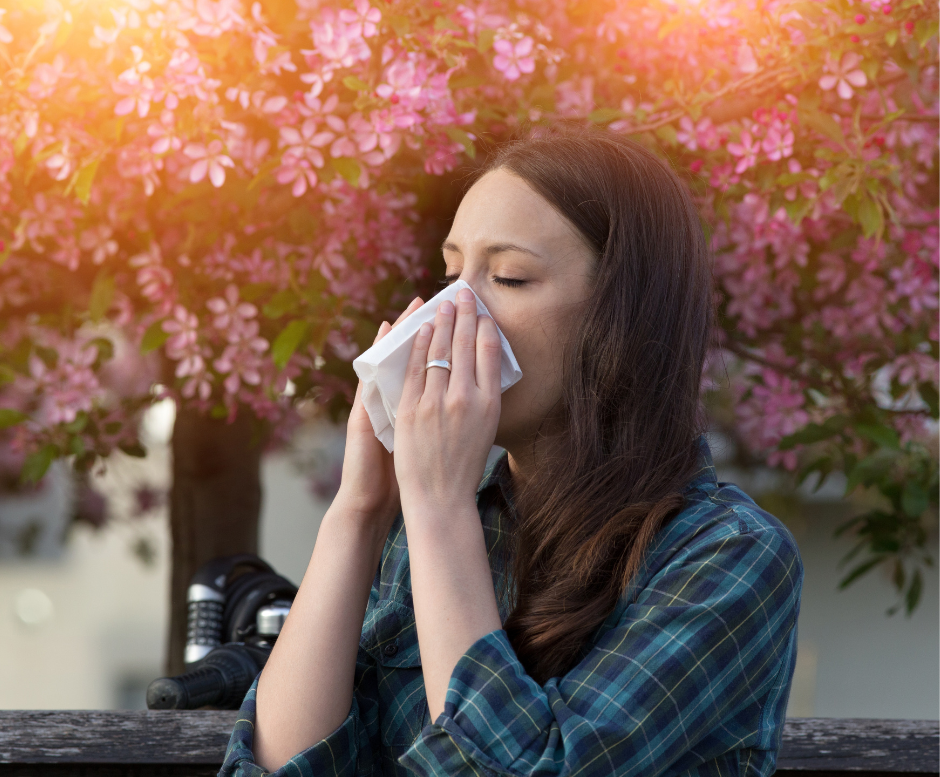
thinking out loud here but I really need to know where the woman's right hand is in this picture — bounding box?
[332,296,424,536]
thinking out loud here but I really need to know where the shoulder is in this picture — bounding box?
[624,479,805,617]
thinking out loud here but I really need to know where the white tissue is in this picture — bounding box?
[352,280,523,452]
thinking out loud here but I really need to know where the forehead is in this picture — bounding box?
[448,168,590,258]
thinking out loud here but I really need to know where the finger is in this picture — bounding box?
[425,299,455,396]
[399,321,433,414]
[450,286,477,391]
[391,297,424,329]
[475,315,502,396]
[373,320,391,344]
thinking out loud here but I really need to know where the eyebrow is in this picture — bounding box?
[441,240,542,259]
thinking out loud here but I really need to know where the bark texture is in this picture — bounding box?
[165,408,266,676]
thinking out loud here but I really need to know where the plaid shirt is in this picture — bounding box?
[220,434,803,777]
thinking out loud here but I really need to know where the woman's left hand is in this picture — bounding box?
[393,286,503,521]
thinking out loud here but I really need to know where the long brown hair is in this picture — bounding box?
[477,126,715,685]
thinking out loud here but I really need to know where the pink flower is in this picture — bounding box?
[193,0,244,37]
[492,36,535,81]
[676,117,718,152]
[213,321,269,394]
[761,126,794,161]
[727,130,760,174]
[277,120,334,196]
[819,52,867,100]
[736,42,758,74]
[79,225,118,265]
[206,284,258,335]
[0,9,12,43]
[184,140,234,187]
[338,0,381,38]
[147,111,183,155]
[114,73,155,118]
[162,305,199,354]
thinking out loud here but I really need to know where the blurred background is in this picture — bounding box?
[0,399,936,717]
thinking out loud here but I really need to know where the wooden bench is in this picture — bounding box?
[0,712,936,776]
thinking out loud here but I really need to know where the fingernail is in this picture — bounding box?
[419,322,432,336]
[439,300,454,315]
[457,288,474,303]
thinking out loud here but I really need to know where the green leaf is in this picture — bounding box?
[89,272,115,322]
[477,28,496,52]
[914,19,938,48]
[587,107,623,124]
[272,320,309,368]
[799,107,846,147]
[905,569,923,614]
[21,444,58,485]
[856,195,884,240]
[838,555,885,589]
[63,413,87,433]
[918,382,938,418]
[0,408,28,429]
[449,74,484,90]
[140,320,170,354]
[444,126,476,159]
[901,482,929,518]
[119,441,148,458]
[342,75,370,92]
[263,289,301,318]
[884,28,899,46]
[654,125,678,146]
[331,157,361,187]
[74,158,101,206]
[433,14,461,31]
[855,422,899,450]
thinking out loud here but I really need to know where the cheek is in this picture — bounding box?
[495,309,568,410]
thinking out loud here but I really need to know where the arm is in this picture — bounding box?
[400,520,803,777]
[223,299,427,773]
[251,503,388,771]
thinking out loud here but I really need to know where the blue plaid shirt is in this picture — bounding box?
[220,434,803,776]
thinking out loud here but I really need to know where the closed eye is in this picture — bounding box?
[439,274,526,288]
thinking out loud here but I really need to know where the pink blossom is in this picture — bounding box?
[79,225,118,265]
[338,0,381,38]
[492,36,535,81]
[819,52,868,100]
[311,14,370,68]
[277,120,334,196]
[761,126,794,161]
[727,130,760,174]
[162,305,200,355]
[213,320,269,394]
[0,9,12,43]
[114,72,155,118]
[206,284,258,335]
[184,140,234,188]
[735,42,758,74]
[193,0,244,37]
[676,117,718,152]
[147,111,183,155]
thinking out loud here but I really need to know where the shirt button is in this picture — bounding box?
[382,643,398,657]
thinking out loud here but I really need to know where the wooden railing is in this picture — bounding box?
[0,712,936,776]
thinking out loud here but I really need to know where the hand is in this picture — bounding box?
[333,296,424,534]
[393,286,502,520]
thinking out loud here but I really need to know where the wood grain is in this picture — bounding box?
[0,712,936,775]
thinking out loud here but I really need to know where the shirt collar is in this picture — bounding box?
[477,433,717,499]
[684,433,718,493]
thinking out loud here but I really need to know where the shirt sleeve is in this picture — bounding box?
[218,609,383,776]
[398,515,803,777]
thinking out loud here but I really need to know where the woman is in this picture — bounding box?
[220,127,804,777]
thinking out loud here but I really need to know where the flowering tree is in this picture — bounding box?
[0,0,936,669]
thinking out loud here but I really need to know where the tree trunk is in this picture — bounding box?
[164,408,267,677]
